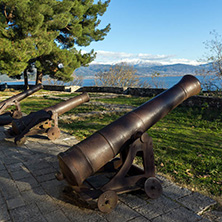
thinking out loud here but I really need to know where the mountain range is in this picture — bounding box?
[0,62,212,83]
[75,62,211,77]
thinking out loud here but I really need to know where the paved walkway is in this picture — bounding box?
[0,126,221,222]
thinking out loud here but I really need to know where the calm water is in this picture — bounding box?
[2,75,222,90]
[82,75,222,90]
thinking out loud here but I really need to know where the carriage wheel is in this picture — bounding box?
[144,177,163,199]
[97,191,118,213]
[47,127,60,140]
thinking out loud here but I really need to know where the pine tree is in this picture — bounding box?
[0,0,110,85]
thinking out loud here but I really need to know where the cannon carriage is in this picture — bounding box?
[55,75,201,213]
[7,92,90,145]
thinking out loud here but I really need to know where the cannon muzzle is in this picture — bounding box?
[44,92,90,116]
[57,75,201,187]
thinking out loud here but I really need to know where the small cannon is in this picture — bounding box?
[9,92,90,145]
[56,75,201,213]
[0,84,43,126]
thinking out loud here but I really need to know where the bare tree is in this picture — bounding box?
[149,72,166,88]
[95,63,140,88]
[199,30,222,90]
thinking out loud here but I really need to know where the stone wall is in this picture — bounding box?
[1,83,221,110]
[182,95,222,110]
[78,86,166,96]
[79,86,127,94]
[0,84,80,92]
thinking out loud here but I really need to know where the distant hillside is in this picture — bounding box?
[75,63,210,77]
[0,63,211,84]
[0,74,14,82]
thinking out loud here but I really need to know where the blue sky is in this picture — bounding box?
[81,0,222,65]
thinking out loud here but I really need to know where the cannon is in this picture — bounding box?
[55,75,201,213]
[8,92,90,145]
[0,84,43,126]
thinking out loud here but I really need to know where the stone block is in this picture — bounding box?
[15,176,39,192]
[102,202,141,222]
[36,196,60,214]
[135,195,180,220]
[6,195,25,210]
[152,207,206,222]
[0,178,20,200]
[0,203,10,221]
[21,187,48,204]
[35,173,56,183]
[44,210,70,222]
[10,169,31,180]
[10,203,42,222]
[119,193,148,209]
[178,192,216,214]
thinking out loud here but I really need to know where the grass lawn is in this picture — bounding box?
[0,90,221,201]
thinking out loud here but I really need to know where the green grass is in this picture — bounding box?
[97,95,150,106]
[59,112,127,140]
[52,92,79,98]
[147,106,222,196]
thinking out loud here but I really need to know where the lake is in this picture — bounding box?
[82,75,222,90]
[2,75,222,90]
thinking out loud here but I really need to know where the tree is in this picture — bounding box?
[0,0,110,86]
[95,63,141,88]
[199,30,222,90]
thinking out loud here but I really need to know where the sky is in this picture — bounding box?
[81,0,222,66]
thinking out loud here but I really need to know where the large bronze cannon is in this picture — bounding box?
[56,75,201,213]
[8,92,90,145]
[0,84,43,126]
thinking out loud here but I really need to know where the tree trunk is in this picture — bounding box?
[35,71,43,85]
[24,69,29,90]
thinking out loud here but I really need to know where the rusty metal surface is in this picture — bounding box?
[144,177,163,199]
[57,75,201,187]
[9,92,89,144]
[100,133,155,193]
[47,126,61,140]
[0,84,43,115]
[0,84,43,126]
[97,191,118,213]
[44,92,90,116]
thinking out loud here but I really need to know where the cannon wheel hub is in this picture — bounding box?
[47,127,60,140]
[144,177,163,199]
[97,191,118,213]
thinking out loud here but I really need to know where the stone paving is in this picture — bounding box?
[0,126,221,222]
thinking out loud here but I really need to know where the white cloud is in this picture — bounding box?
[83,50,203,66]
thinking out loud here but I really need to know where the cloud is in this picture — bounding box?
[82,50,202,66]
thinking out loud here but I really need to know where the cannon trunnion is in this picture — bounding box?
[56,75,201,213]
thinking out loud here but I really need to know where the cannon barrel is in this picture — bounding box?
[0,84,43,114]
[44,92,90,116]
[57,75,201,186]
[11,92,90,136]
